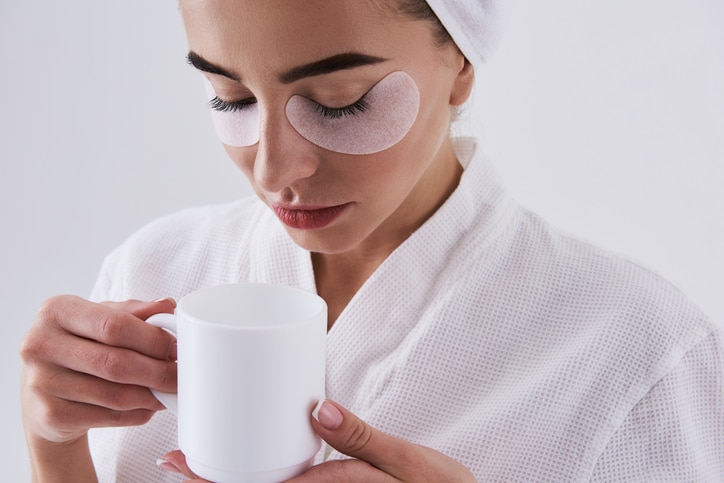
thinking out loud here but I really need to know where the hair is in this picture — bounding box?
[369,0,453,48]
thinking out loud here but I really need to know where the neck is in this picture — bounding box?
[313,139,463,328]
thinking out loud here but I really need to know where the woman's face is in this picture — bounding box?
[180,0,472,255]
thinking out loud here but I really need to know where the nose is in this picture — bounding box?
[253,107,320,194]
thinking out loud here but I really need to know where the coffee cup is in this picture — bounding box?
[147,283,327,482]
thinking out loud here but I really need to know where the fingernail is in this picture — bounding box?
[156,458,181,474]
[153,297,177,308]
[312,400,343,430]
[169,341,178,361]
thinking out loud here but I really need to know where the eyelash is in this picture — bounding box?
[314,98,369,119]
[209,97,257,113]
[209,96,369,119]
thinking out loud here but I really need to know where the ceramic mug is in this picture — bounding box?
[147,283,327,483]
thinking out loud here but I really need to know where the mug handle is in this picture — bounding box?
[146,313,179,414]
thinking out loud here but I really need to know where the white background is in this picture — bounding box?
[1,1,722,479]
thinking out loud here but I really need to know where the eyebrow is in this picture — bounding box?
[278,53,386,84]
[186,51,386,84]
[187,51,240,81]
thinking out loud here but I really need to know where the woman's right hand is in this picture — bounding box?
[20,296,178,446]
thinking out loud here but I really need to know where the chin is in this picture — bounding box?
[284,226,365,255]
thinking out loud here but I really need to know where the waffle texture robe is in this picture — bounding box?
[89,138,723,481]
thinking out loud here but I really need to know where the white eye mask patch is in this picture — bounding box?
[203,71,420,154]
[285,71,420,155]
[202,76,260,147]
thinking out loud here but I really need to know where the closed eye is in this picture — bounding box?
[209,96,257,113]
[315,98,369,119]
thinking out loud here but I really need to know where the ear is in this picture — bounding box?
[449,58,474,106]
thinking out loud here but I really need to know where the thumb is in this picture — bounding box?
[311,399,412,478]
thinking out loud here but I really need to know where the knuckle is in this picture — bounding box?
[35,295,78,328]
[99,350,132,381]
[150,330,175,360]
[35,296,63,324]
[96,310,127,345]
[105,384,136,411]
[343,419,373,453]
[23,366,48,394]
[22,296,72,363]
[19,332,45,364]
[37,399,70,432]
[155,361,177,391]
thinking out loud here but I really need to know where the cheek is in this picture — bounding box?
[390,77,454,166]
[223,145,255,179]
[202,76,260,147]
[285,71,420,155]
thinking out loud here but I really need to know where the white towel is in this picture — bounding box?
[425,0,502,64]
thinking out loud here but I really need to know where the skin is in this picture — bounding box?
[160,400,475,482]
[181,0,473,324]
[20,298,178,482]
[19,0,475,481]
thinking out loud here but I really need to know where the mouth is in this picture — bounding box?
[273,202,352,230]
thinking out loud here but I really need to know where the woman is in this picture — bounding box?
[20,0,723,481]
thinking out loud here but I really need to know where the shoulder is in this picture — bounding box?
[590,330,724,480]
[444,207,721,476]
[119,197,260,260]
[526,209,712,330]
[466,206,714,334]
[93,197,267,300]
[453,204,716,397]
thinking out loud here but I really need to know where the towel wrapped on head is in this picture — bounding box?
[424,0,502,65]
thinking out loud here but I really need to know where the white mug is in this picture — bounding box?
[147,283,327,483]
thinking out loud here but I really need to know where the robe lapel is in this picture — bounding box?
[243,138,515,421]
[245,204,317,293]
[325,139,516,414]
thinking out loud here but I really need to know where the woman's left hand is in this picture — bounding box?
[159,399,475,482]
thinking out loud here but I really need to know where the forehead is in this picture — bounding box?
[179,0,427,80]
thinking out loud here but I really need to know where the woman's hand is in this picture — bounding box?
[20,296,178,451]
[159,399,476,482]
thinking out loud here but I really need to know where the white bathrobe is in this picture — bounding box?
[89,138,723,482]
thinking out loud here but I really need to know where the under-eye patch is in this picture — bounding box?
[202,76,260,147]
[285,71,420,155]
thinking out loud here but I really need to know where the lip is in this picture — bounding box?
[273,203,352,230]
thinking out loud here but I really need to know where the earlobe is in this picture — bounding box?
[449,59,474,107]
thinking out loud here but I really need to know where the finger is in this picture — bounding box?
[31,330,177,392]
[102,297,176,321]
[310,400,418,479]
[36,295,177,361]
[159,450,206,481]
[284,459,395,483]
[24,364,164,412]
[29,394,156,442]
